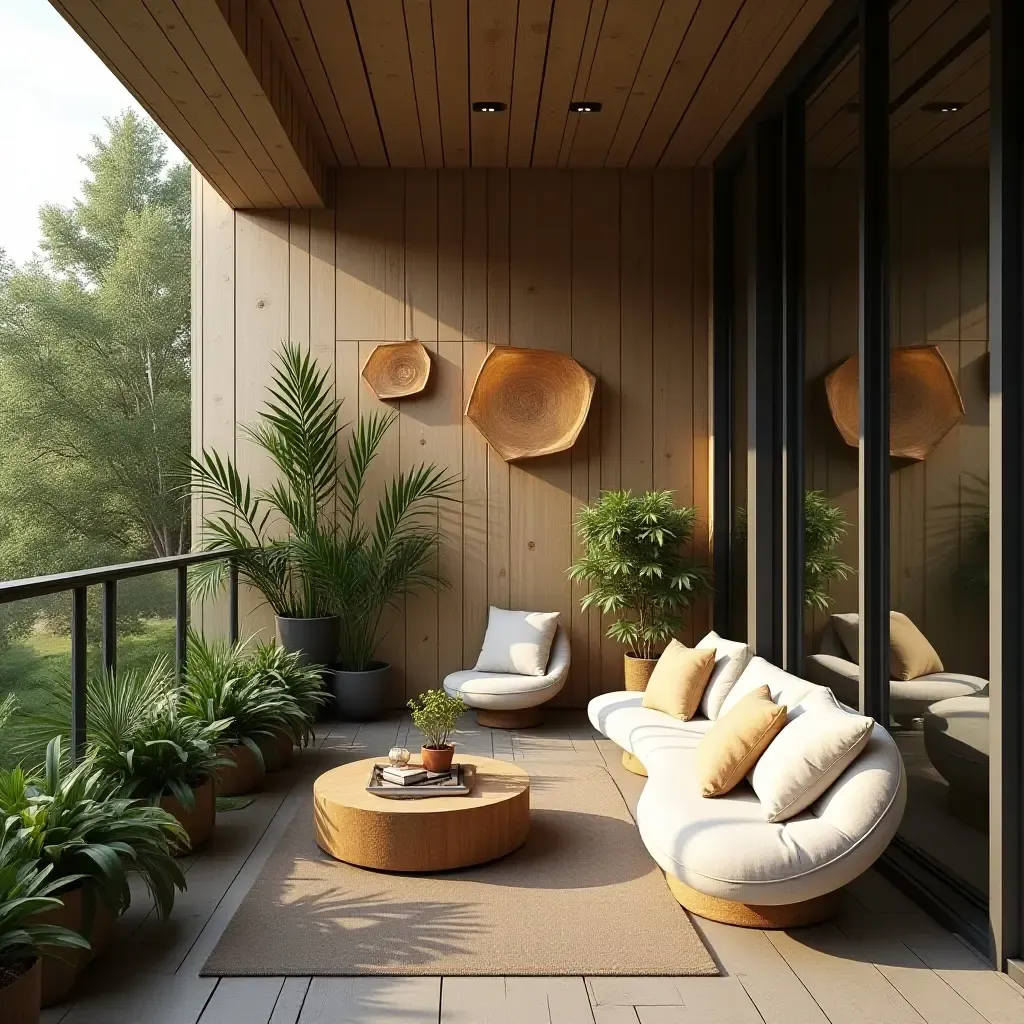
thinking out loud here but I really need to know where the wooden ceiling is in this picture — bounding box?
[807,0,989,168]
[51,0,834,208]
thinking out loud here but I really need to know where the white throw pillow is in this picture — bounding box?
[697,631,753,719]
[750,688,874,822]
[475,607,560,676]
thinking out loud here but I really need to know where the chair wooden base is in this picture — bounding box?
[621,750,648,776]
[475,707,542,730]
[665,873,841,929]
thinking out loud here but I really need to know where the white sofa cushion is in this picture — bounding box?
[475,607,559,676]
[750,688,874,822]
[696,630,753,719]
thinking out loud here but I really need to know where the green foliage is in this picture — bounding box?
[0,818,91,971]
[245,643,328,746]
[0,738,187,920]
[803,490,853,611]
[407,689,465,750]
[569,490,713,660]
[0,694,15,731]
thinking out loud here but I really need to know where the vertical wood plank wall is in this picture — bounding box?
[804,169,989,676]
[192,168,713,707]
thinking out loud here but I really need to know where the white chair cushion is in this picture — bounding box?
[475,607,560,676]
[750,688,874,822]
[697,630,753,719]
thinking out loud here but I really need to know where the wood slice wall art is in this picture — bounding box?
[361,341,432,399]
[466,346,596,462]
[824,344,965,460]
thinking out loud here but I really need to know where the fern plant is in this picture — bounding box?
[569,490,712,660]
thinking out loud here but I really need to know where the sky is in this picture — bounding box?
[0,0,183,266]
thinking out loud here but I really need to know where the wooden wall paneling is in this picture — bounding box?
[531,0,592,167]
[629,0,744,168]
[507,0,554,167]
[403,0,444,168]
[191,169,205,633]
[300,0,387,166]
[309,207,338,372]
[468,0,517,167]
[350,0,424,167]
[433,0,470,167]
[926,110,990,168]
[485,171,512,613]
[462,172,490,668]
[402,171,440,698]
[288,211,311,348]
[508,172,574,703]
[605,0,699,168]
[556,0,607,167]
[565,0,661,169]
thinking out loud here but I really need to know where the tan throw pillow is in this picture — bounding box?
[697,684,788,797]
[641,641,716,721]
[830,611,943,680]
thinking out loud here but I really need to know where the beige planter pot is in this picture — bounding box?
[259,728,296,773]
[215,744,265,797]
[623,651,659,691]
[33,885,87,1007]
[160,778,216,852]
[0,957,41,1024]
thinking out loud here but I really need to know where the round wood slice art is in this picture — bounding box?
[361,341,432,399]
[825,344,965,460]
[465,346,596,461]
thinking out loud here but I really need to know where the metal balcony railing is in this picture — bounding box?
[0,551,239,762]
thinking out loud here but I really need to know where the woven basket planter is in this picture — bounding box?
[361,341,431,399]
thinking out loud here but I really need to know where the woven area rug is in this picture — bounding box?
[202,758,718,977]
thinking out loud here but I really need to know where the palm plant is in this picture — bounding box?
[569,490,712,660]
[804,490,853,611]
[246,642,328,746]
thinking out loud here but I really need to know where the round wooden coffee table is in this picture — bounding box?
[313,756,530,872]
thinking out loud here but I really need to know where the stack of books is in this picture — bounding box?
[381,765,431,786]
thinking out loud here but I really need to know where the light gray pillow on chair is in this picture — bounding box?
[475,607,560,676]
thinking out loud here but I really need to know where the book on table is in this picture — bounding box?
[381,766,428,786]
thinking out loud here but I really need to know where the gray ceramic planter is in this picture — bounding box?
[328,662,391,721]
[275,615,341,667]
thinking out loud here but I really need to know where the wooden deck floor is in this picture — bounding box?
[42,714,1024,1024]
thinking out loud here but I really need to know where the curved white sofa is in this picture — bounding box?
[588,654,906,927]
[444,624,570,728]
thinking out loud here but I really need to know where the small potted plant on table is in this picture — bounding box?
[407,689,466,773]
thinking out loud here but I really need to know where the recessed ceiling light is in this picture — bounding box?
[472,101,506,113]
[922,101,964,114]
[569,101,602,113]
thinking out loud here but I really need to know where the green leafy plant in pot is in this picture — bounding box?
[189,341,344,667]
[407,689,466,772]
[569,490,712,691]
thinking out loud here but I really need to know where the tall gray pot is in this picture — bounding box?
[275,615,341,667]
[328,662,391,721]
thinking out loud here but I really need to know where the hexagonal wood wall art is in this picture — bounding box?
[361,341,432,399]
[466,346,596,462]
[825,345,965,461]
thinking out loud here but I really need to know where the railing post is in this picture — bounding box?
[102,579,117,678]
[175,565,188,681]
[70,586,87,763]
[228,557,239,645]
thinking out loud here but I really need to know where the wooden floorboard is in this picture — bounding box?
[42,713,1023,1024]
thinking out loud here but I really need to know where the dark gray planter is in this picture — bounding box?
[328,662,391,721]
[275,615,341,668]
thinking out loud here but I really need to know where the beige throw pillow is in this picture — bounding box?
[474,607,560,676]
[831,611,943,680]
[641,641,716,721]
[750,688,874,822]
[697,684,788,797]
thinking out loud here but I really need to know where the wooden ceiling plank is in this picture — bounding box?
[301,0,387,166]
[432,0,470,167]
[565,0,662,169]
[698,0,832,166]
[898,88,990,166]
[469,0,518,168]
[264,0,356,165]
[919,108,988,167]
[52,0,251,207]
[805,48,857,142]
[628,0,745,168]
[605,0,701,168]
[404,0,444,167]
[531,0,592,167]
[662,0,807,167]
[890,34,988,130]
[556,0,607,166]
[507,0,552,167]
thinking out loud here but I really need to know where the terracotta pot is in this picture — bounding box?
[82,893,116,964]
[623,651,660,691]
[0,956,41,1024]
[215,744,265,797]
[32,884,87,1007]
[259,728,296,773]
[160,778,216,852]
[421,745,455,773]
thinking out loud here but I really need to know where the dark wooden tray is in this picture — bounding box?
[366,762,474,799]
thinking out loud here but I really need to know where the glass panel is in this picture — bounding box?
[888,0,990,899]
